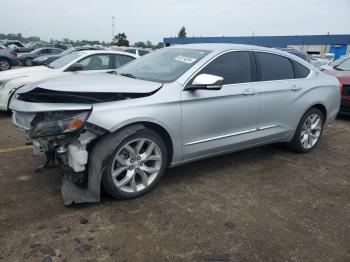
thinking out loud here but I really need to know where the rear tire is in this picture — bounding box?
[0,58,11,71]
[24,58,33,66]
[102,128,168,200]
[288,107,324,153]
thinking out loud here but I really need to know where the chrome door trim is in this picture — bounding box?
[185,125,278,146]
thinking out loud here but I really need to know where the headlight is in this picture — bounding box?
[30,110,90,138]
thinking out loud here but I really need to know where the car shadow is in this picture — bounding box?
[0,111,11,119]
[336,114,350,121]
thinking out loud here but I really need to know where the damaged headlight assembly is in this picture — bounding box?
[30,110,91,138]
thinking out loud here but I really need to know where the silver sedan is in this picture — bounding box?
[10,44,340,205]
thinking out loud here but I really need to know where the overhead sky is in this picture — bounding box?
[0,0,349,44]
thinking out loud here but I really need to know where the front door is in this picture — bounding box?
[181,51,259,161]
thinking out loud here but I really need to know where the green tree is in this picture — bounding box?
[178,26,187,38]
[145,41,153,48]
[156,42,164,49]
[114,33,129,46]
[134,41,146,48]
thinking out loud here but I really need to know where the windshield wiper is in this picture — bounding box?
[120,73,136,79]
[46,64,53,69]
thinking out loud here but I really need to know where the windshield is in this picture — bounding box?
[118,48,210,83]
[48,52,80,69]
[335,58,350,71]
[330,56,349,67]
[59,47,75,56]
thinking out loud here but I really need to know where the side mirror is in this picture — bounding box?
[187,74,224,90]
[68,63,83,72]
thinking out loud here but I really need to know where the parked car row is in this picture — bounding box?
[32,46,102,65]
[3,44,341,205]
[0,43,19,70]
[0,50,137,111]
[17,47,64,66]
[14,41,72,53]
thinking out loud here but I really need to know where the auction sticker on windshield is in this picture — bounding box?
[174,55,197,64]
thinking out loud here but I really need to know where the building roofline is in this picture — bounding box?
[163,34,350,47]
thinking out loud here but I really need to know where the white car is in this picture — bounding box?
[123,48,151,57]
[0,50,137,111]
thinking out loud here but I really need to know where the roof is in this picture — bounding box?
[164,34,350,47]
[77,50,138,58]
[169,43,276,52]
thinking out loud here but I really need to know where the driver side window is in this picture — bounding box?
[78,54,111,71]
[40,49,50,54]
[197,51,253,85]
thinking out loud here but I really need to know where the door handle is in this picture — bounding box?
[291,85,302,92]
[242,88,257,96]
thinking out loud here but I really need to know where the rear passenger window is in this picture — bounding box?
[256,52,294,81]
[124,49,136,54]
[292,60,310,78]
[138,50,149,56]
[114,55,135,68]
[198,51,252,85]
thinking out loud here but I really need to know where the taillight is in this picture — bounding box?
[10,50,17,57]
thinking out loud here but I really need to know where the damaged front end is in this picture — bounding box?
[10,76,163,205]
[12,108,108,205]
[13,110,99,172]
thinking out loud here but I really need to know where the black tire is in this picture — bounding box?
[0,58,11,71]
[24,58,33,66]
[288,107,324,153]
[102,128,168,200]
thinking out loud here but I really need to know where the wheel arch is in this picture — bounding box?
[110,120,174,168]
[306,102,327,121]
[0,56,10,62]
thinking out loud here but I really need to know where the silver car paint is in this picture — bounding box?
[10,44,340,168]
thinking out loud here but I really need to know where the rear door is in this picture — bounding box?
[254,51,311,139]
[181,51,259,161]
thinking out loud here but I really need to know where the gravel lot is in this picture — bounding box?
[0,111,349,262]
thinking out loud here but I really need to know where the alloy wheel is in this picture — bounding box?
[0,60,10,71]
[300,114,322,149]
[25,59,32,66]
[111,138,162,193]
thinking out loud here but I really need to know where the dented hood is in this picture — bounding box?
[18,73,163,94]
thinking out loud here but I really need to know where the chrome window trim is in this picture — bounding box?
[252,49,312,80]
[182,49,312,89]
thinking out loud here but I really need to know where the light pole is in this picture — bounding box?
[112,16,115,41]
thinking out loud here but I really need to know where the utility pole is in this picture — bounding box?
[112,16,115,41]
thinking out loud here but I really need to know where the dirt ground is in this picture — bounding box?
[0,111,349,262]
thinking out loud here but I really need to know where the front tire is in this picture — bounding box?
[0,58,11,71]
[102,128,168,199]
[288,107,324,153]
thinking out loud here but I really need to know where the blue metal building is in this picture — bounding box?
[163,34,350,59]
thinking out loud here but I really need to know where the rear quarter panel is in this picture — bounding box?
[286,71,340,140]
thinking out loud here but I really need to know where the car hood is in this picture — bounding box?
[18,73,163,94]
[15,73,163,105]
[0,66,52,80]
